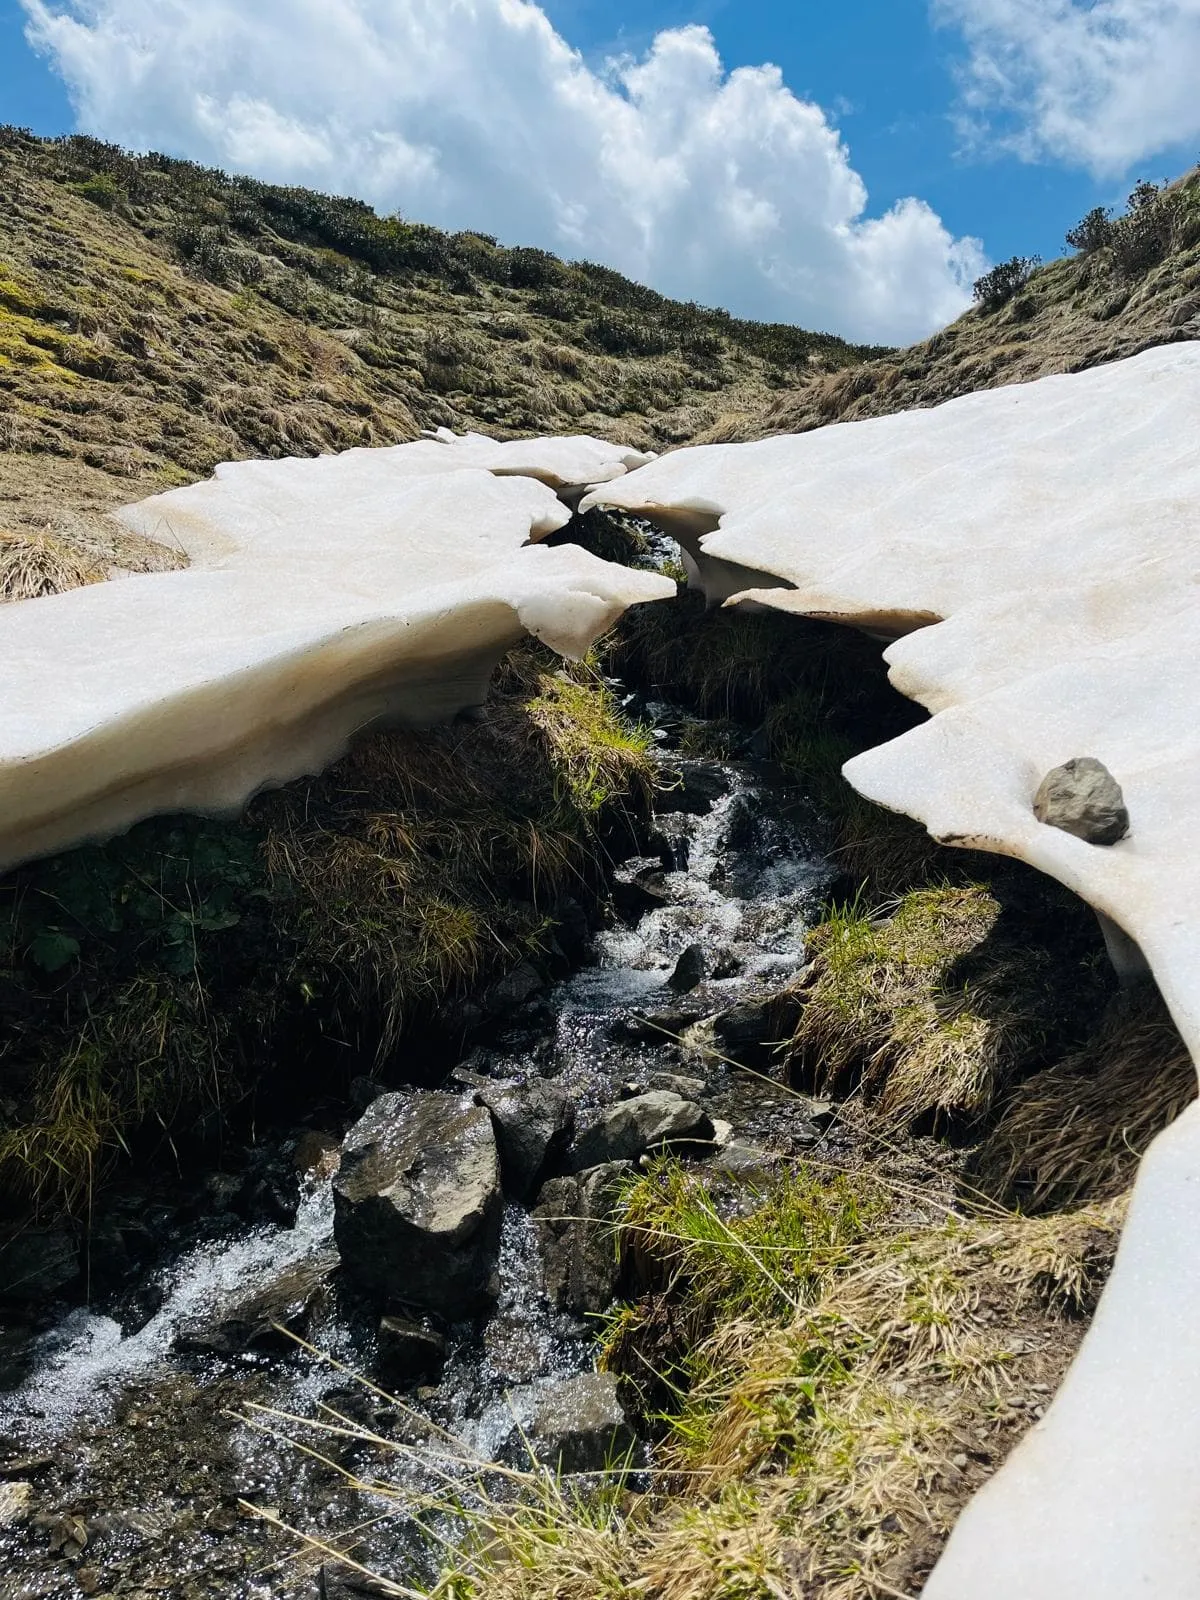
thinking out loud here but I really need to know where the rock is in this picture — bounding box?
[1033,757,1130,845]
[568,1092,713,1171]
[712,989,806,1067]
[333,1091,502,1319]
[175,1250,339,1354]
[713,994,776,1048]
[319,1562,399,1598]
[292,1130,341,1178]
[533,1162,631,1314]
[1167,297,1200,327]
[348,1076,386,1114]
[710,948,744,979]
[484,959,544,1016]
[0,1228,78,1302]
[721,792,758,850]
[666,942,706,993]
[656,759,731,815]
[476,1078,575,1200]
[646,1071,709,1098]
[711,1140,778,1179]
[377,1316,447,1388]
[611,860,674,921]
[619,999,710,1043]
[0,1481,32,1529]
[526,1372,635,1473]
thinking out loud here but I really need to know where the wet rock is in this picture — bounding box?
[477,1078,576,1200]
[349,1075,387,1114]
[711,1140,779,1179]
[656,759,732,815]
[619,999,710,1043]
[0,1228,78,1303]
[0,1481,32,1529]
[568,1092,713,1171]
[484,959,544,1016]
[645,1071,709,1099]
[526,1371,635,1473]
[712,989,804,1067]
[721,792,758,850]
[319,1563,399,1598]
[611,860,674,921]
[711,948,743,979]
[334,1091,502,1319]
[649,820,690,872]
[533,1162,631,1314]
[293,1130,341,1179]
[174,1250,339,1354]
[666,942,706,993]
[376,1316,447,1388]
[1033,756,1130,845]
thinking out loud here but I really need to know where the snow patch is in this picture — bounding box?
[0,432,672,870]
[583,342,1200,1596]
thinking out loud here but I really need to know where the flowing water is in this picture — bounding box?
[0,727,833,1600]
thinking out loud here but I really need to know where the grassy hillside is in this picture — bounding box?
[723,167,1200,440]
[0,127,882,549]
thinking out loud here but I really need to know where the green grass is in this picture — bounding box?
[0,647,656,1219]
[267,1162,1122,1600]
[783,884,1113,1133]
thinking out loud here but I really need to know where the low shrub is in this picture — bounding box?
[1065,205,1113,255]
[973,256,1041,312]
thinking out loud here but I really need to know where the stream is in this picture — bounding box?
[0,710,836,1600]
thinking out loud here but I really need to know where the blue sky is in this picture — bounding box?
[3,0,1198,343]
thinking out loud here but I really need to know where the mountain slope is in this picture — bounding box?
[719,168,1200,442]
[0,128,882,548]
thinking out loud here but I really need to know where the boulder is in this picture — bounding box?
[1033,757,1130,846]
[619,999,711,1043]
[533,1162,631,1315]
[483,959,544,1017]
[666,942,706,993]
[568,1091,713,1172]
[526,1371,635,1473]
[611,861,675,921]
[477,1078,575,1200]
[175,1250,339,1354]
[333,1091,502,1320]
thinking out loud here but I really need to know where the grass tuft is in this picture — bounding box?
[971,984,1196,1212]
[0,524,105,600]
[782,886,1111,1133]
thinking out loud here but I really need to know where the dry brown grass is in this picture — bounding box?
[0,506,185,601]
[0,525,105,600]
[973,984,1196,1212]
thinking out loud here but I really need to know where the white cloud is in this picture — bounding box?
[20,0,982,344]
[936,0,1200,175]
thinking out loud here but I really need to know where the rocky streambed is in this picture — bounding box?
[0,713,839,1600]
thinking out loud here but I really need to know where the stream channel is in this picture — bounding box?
[0,699,841,1600]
